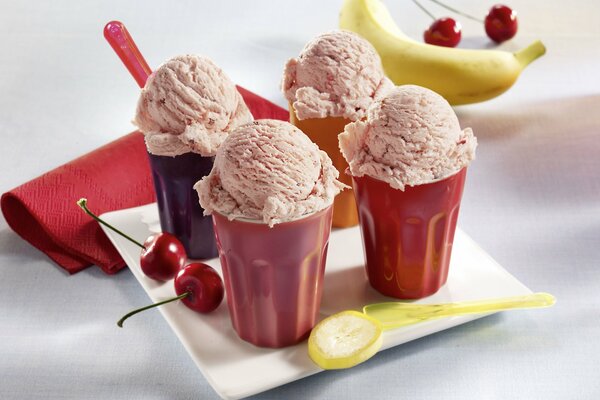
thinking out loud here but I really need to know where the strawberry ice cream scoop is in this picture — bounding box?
[134,54,252,156]
[339,85,477,190]
[195,119,347,226]
[282,30,393,121]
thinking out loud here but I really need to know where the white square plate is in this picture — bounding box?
[101,204,532,400]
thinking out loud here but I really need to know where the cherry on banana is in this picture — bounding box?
[339,0,545,105]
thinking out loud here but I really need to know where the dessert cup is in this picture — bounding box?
[290,106,357,228]
[351,168,467,299]
[147,152,218,259]
[212,205,333,348]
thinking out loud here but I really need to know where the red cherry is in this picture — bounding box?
[79,199,224,325]
[77,198,187,282]
[485,5,518,43]
[174,263,224,313]
[140,233,186,281]
[117,262,224,326]
[424,17,462,48]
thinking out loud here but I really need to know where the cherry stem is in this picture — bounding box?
[412,0,436,21]
[117,292,190,327]
[426,0,483,23]
[77,198,145,249]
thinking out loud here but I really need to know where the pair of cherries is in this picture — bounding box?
[424,4,518,48]
[77,199,224,325]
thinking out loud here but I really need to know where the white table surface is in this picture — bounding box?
[1,1,599,399]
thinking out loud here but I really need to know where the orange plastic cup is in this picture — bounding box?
[289,106,358,228]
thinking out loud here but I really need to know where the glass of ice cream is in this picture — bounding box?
[195,119,346,348]
[282,30,392,228]
[134,55,253,259]
[339,85,477,299]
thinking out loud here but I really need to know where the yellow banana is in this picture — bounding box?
[339,0,546,105]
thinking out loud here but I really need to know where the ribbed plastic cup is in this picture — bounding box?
[351,168,467,299]
[289,106,358,228]
[212,206,333,348]
[147,152,218,259]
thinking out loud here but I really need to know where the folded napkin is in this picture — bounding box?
[1,87,289,275]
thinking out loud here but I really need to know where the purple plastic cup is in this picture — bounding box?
[147,152,218,259]
[212,206,333,348]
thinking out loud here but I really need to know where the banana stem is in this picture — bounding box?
[514,40,546,68]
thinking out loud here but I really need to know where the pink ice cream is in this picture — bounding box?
[282,30,393,121]
[195,119,346,226]
[339,85,477,190]
[134,54,253,157]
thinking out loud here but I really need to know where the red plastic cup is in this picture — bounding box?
[351,168,467,299]
[212,206,333,348]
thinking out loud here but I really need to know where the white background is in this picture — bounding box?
[1,1,599,399]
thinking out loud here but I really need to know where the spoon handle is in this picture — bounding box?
[429,292,555,316]
[364,292,555,330]
[104,21,152,88]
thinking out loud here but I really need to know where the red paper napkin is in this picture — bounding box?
[1,87,289,275]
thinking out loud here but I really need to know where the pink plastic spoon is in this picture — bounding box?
[103,21,152,88]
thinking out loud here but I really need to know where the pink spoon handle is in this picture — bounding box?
[104,21,152,88]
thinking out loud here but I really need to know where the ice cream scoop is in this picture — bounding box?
[340,84,477,299]
[283,30,392,228]
[134,54,253,156]
[197,119,345,347]
[195,119,346,226]
[282,30,393,121]
[339,85,477,190]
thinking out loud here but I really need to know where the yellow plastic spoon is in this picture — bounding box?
[308,292,555,370]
